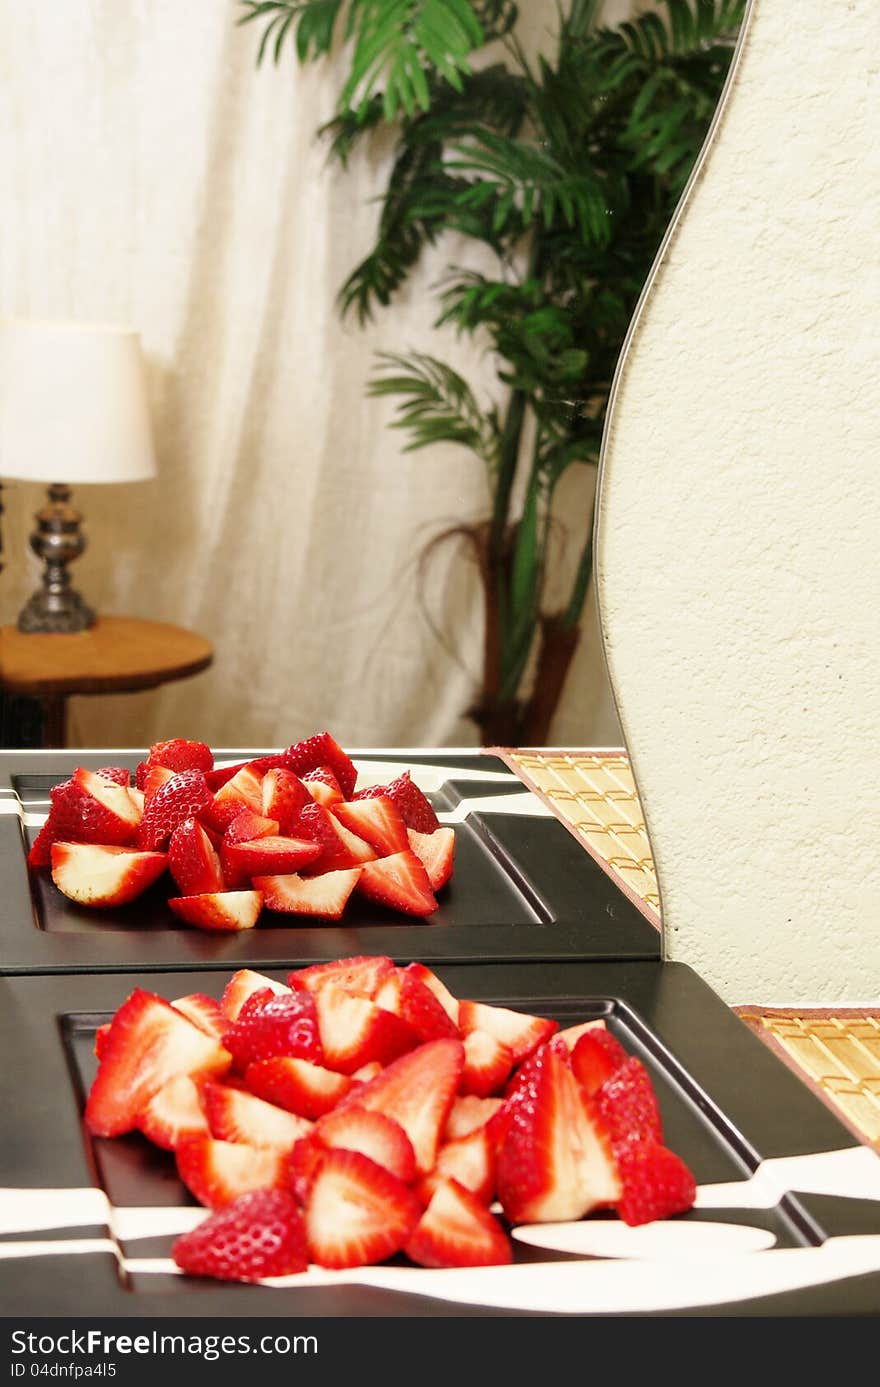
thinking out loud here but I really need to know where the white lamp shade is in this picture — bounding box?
[0,320,157,484]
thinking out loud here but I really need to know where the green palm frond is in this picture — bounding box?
[368,352,501,471]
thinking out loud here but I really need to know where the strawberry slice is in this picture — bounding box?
[203,1082,313,1151]
[28,773,139,865]
[302,766,344,807]
[340,1037,464,1176]
[50,843,167,907]
[418,1126,496,1206]
[284,733,357,799]
[168,817,225,896]
[173,1189,308,1282]
[303,1148,420,1270]
[168,890,263,932]
[295,802,375,871]
[357,850,438,917]
[85,990,231,1137]
[244,1057,353,1120]
[146,739,214,775]
[444,1095,505,1142]
[593,1055,664,1146]
[406,827,456,891]
[354,771,439,832]
[314,1105,416,1184]
[254,868,363,919]
[176,1135,289,1209]
[221,969,290,1022]
[93,1023,111,1060]
[458,1000,557,1065]
[374,969,460,1043]
[403,962,460,1027]
[460,1029,515,1097]
[613,1140,697,1226]
[556,1019,610,1051]
[136,1073,210,1151]
[142,765,177,804]
[171,993,227,1041]
[288,955,396,1000]
[205,754,293,793]
[313,985,417,1075]
[333,796,409,856]
[406,1179,511,1269]
[495,1043,620,1224]
[570,1028,629,1097]
[137,770,213,851]
[224,835,322,877]
[260,768,312,833]
[200,766,263,835]
[220,810,280,888]
[95,766,132,787]
[222,989,324,1070]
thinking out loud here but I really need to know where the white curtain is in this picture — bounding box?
[0,1,621,751]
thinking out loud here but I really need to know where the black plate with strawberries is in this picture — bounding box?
[0,737,659,974]
[2,958,880,1317]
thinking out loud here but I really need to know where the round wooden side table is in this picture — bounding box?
[0,616,214,747]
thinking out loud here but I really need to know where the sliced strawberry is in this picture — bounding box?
[222,989,324,1071]
[341,1037,464,1176]
[406,1178,511,1269]
[444,1095,505,1142]
[260,768,312,833]
[593,1055,663,1146]
[284,733,357,799]
[406,827,456,891]
[146,739,214,775]
[289,1133,326,1204]
[350,1061,383,1084]
[221,969,290,1022]
[50,843,167,907]
[128,788,145,815]
[220,810,282,887]
[313,985,416,1075]
[173,1188,308,1282]
[137,770,213,851]
[168,890,263,932]
[142,765,176,803]
[460,1029,515,1097]
[556,1019,610,1051]
[95,766,131,787]
[333,796,409,856]
[172,993,227,1041]
[458,1000,557,1066]
[495,1043,620,1224]
[26,818,56,868]
[570,1028,629,1097]
[85,990,231,1137]
[302,766,344,807]
[314,1105,416,1184]
[613,1140,697,1226]
[295,802,375,872]
[224,835,322,877]
[255,868,363,920]
[200,766,263,835]
[357,850,437,917]
[288,955,396,1000]
[93,1022,111,1060]
[244,1057,353,1119]
[203,1082,313,1151]
[303,1148,420,1270]
[419,1126,496,1205]
[66,768,143,843]
[403,962,460,1027]
[354,771,439,832]
[168,817,225,896]
[137,1073,210,1151]
[176,1135,289,1210]
[374,969,460,1043]
[205,754,292,793]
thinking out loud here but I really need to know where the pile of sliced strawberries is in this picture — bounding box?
[28,734,453,927]
[85,956,697,1284]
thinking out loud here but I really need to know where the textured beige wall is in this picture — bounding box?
[596,0,880,1003]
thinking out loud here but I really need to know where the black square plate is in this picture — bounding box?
[0,749,659,974]
[2,960,879,1317]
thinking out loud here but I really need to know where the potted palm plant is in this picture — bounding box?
[241,0,744,743]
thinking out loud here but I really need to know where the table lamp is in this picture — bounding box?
[0,319,157,633]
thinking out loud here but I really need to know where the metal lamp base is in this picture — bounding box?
[17,483,96,634]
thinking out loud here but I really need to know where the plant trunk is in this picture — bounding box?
[519,613,582,745]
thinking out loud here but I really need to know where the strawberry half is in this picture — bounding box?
[314,1105,416,1185]
[171,994,227,1041]
[220,810,280,888]
[303,1148,420,1270]
[222,990,324,1071]
[302,766,344,807]
[50,843,168,907]
[254,867,363,920]
[146,739,214,775]
[168,817,225,896]
[173,1188,308,1282]
[406,1178,511,1269]
[260,768,312,833]
[460,1029,515,1097]
[288,955,396,1000]
[244,1057,353,1120]
[200,766,263,835]
[357,850,438,917]
[220,969,291,1022]
[313,985,417,1075]
[203,1082,313,1151]
[224,835,322,877]
[85,990,231,1137]
[613,1140,697,1226]
[340,1037,464,1176]
[136,1073,210,1151]
[403,962,460,1026]
[593,1055,664,1146]
[354,771,439,832]
[570,1028,629,1097]
[137,770,214,851]
[168,890,263,932]
[458,1000,557,1066]
[295,802,376,872]
[284,733,357,799]
[95,766,132,787]
[176,1135,289,1210]
[406,827,455,891]
[333,796,409,856]
[374,969,460,1043]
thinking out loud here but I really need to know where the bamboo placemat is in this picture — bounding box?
[504,749,880,1150]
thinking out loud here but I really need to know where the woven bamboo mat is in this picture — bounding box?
[504,749,880,1150]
